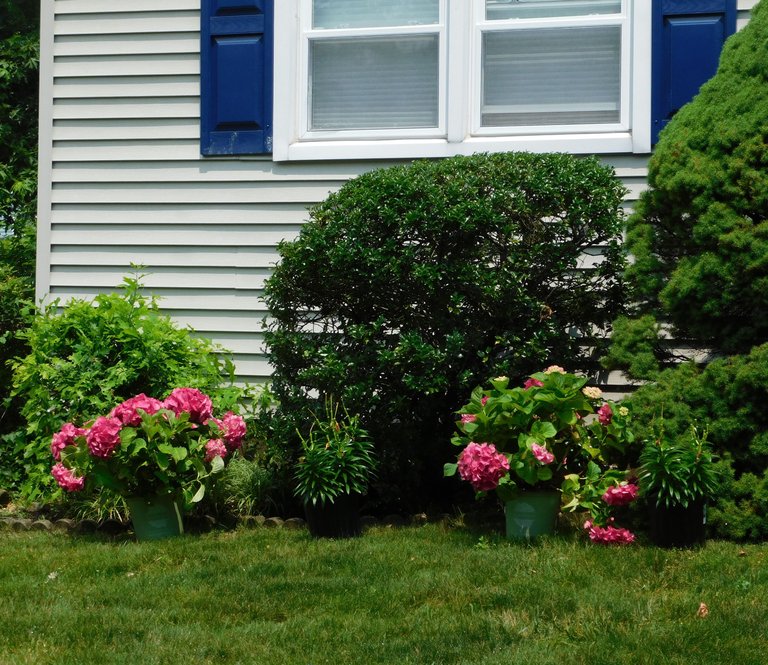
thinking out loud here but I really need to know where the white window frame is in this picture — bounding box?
[273,0,651,161]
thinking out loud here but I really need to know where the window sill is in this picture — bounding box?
[272,132,650,162]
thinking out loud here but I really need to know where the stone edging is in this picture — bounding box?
[0,512,452,536]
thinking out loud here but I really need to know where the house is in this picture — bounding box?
[35,0,754,387]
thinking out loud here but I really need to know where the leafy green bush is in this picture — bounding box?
[0,2,39,487]
[0,2,39,241]
[7,275,241,500]
[709,466,768,541]
[626,344,768,540]
[264,152,628,509]
[208,456,276,518]
[611,1,768,373]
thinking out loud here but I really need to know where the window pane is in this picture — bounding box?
[310,36,439,130]
[313,0,439,29]
[486,0,621,20]
[482,26,621,127]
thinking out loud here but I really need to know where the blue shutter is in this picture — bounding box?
[200,0,274,155]
[652,0,736,144]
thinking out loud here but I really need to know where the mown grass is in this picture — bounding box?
[0,524,766,665]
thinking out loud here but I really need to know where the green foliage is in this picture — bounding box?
[708,466,768,541]
[7,275,239,499]
[638,425,720,510]
[293,400,377,506]
[448,371,634,500]
[0,1,38,240]
[627,344,768,539]
[264,152,628,508]
[613,1,768,367]
[60,407,230,510]
[209,456,276,517]
[601,314,667,380]
[0,266,33,432]
[0,1,39,481]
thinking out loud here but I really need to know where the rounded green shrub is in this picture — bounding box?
[613,1,768,372]
[264,152,628,510]
[7,275,241,500]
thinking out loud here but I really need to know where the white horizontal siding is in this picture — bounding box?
[738,0,757,28]
[51,246,281,268]
[38,1,752,387]
[55,13,199,36]
[55,0,196,13]
[54,34,199,57]
[49,204,310,224]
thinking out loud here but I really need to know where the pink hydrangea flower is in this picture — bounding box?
[480,396,489,407]
[51,463,85,492]
[460,414,477,424]
[544,365,565,374]
[86,416,123,458]
[110,393,163,427]
[586,523,635,545]
[163,388,213,424]
[458,442,510,492]
[50,423,87,461]
[210,412,247,451]
[204,438,228,463]
[602,483,639,506]
[523,378,544,390]
[531,443,555,465]
[597,403,613,426]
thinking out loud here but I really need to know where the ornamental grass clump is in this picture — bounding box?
[446,366,638,542]
[50,388,246,508]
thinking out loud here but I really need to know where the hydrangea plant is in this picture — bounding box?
[445,367,638,543]
[50,388,246,508]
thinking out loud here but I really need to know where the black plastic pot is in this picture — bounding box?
[303,493,362,538]
[648,499,706,548]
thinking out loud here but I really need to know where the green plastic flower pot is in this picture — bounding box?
[126,495,184,542]
[505,491,560,541]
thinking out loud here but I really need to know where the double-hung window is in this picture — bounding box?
[273,0,651,160]
[201,0,737,158]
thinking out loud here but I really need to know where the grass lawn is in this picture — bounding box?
[1,523,766,665]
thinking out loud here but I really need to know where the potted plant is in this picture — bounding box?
[638,424,719,547]
[50,388,246,540]
[294,399,377,538]
[445,367,634,540]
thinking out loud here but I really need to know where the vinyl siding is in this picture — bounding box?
[37,0,753,391]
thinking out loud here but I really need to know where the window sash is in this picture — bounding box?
[300,1,447,139]
[472,5,630,136]
[308,35,441,131]
[480,25,623,128]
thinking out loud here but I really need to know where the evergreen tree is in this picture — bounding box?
[606,0,768,378]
